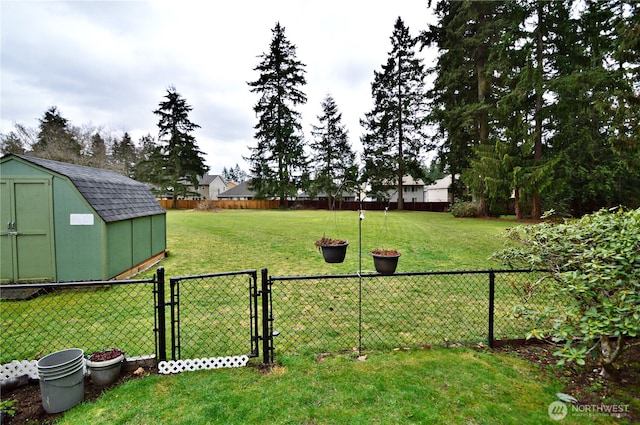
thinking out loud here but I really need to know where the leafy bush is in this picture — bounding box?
[492,207,640,379]
[450,201,479,218]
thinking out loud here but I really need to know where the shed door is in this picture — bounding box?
[0,179,55,283]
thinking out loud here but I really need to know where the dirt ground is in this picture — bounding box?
[1,365,156,425]
[493,342,639,423]
[2,344,638,424]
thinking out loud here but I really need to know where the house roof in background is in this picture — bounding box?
[426,175,454,190]
[217,181,255,198]
[402,175,425,186]
[198,174,223,185]
[5,154,165,222]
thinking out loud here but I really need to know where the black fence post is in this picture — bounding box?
[261,268,273,364]
[170,277,178,361]
[250,270,260,359]
[156,267,167,362]
[488,269,495,349]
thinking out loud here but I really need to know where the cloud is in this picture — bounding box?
[1,0,436,173]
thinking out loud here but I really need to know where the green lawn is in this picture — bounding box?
[158,209,513,276]
[58,348,617,425]
[4,210,633,424]
[1,210,527,362]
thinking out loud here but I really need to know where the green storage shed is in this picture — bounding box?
[0,154,166,283]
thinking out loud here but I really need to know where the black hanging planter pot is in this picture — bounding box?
[316,237,349,264]
[371,250,401,275]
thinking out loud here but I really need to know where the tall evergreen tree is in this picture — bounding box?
[361,17,428,210]
[309,94,358,208]
[421,1,479,202]
[31,106,83,163]
[111,132,137,177]
[144,86,208,208]
[475,0,557,219]
[423,157,446,184]
[133,133,158,182]
[545,0,639,215]
[247,22,308,208]
[424,0,640,216]
[87,132,108,169]
[222,164,248,183]
[611,2,640,209]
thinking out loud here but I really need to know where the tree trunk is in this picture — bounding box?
[599,335,622,381]
[531,2,544,220]
[514,188,522,221]
[476,9,489,217]
[477,196,489,217]
[397,53,405,211]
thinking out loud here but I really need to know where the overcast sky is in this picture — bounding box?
[1,1,437,173]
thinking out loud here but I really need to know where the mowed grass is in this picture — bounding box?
[9,210,627,424]
[58,348,615,425]
[0,209,525,363]
[158,209,513,276]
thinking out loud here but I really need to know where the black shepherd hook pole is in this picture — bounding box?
[333,179,363,275]
[358,185,363,276]
[357,183,363,354]
[335,178,364,354]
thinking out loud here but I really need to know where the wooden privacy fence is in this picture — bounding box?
[158,199,450,211]
[157,199,201,209]
[158,199,279,210]
[214,200,281,209]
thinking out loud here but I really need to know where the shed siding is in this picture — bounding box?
[106,220,133,278]
[1,155,166,283]
[132,216,152,265]
[51,175,105,281]
[151,214,166,256]
[0,160,50,178]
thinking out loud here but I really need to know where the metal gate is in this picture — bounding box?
[167,270,261,363]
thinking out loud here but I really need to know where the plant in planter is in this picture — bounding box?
[371,249,401,275]
[315,235,349,263]
[86,348,125,387]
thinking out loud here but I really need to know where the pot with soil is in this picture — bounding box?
[316,236,349,263]
[371,249,401,275]
[86,348,125,387]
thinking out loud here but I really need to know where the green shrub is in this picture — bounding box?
[450,200,479,218]
[492,207,640,379]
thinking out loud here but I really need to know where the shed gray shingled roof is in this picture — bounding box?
[12,154,165,223]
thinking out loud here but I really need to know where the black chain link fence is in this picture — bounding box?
[0,275,160,364]
[269,270,550,356]
[1,268,550,365]
[169,271,259,361]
